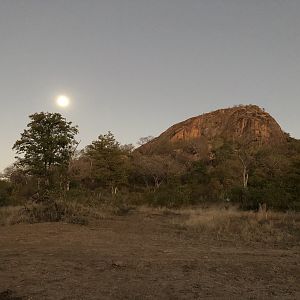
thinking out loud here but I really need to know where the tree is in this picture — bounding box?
[233,139,260,189]
[13,112,78,189]
[85,132,130,194]
[137,136,154,146]
[132,153,185,191]
[0,179,12,206]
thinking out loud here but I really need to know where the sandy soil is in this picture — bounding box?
[0,211,299,299]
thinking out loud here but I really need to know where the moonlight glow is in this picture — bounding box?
[56,95,70,108]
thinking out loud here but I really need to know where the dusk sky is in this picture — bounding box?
[0,0,300,171]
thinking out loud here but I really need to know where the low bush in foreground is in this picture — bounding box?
[0,200,108,226]
[0,194,136,226]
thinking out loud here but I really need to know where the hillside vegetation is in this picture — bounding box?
[0,105,299,221]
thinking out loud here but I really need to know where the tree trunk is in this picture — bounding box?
[243,167,249,188]
[238,154,249,189]
[111,186,118,195]
[153,176,161,190]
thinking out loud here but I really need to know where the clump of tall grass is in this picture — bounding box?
[0,206,22,226]
[0,200,107,226]
[179,207,300,243]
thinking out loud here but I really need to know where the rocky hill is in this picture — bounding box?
[138,105,288,156]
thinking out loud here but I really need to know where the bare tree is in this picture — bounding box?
[234,139,258,189]
[137,136,154,146]
[132,153,185,191]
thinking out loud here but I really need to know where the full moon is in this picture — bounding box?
[56,95,70,107]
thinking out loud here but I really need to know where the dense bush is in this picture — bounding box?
[0,181,12,207]
[2,131,300,212]
[144,185,191,208]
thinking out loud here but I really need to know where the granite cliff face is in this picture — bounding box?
[138,105,287,155]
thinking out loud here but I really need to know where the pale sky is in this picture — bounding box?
[0,0,299,171]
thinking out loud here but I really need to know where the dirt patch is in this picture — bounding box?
[0,210,299,299]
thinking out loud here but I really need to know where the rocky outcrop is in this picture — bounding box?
[138,105,287,155]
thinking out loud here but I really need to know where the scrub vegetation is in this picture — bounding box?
[1,111,299,215]
[1,111,300,299]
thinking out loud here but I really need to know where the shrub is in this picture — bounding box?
[0,200,108,226]
[145,185,191,208]
[0,181,12,207]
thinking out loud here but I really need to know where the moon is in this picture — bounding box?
[56,95,70,108]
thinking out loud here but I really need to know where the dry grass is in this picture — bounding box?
[177,207,300,244]
[0,206,23,226]
[0,200,107,226]
[136,205,300,244]
[1,203,300,245]
[137,205,183,215]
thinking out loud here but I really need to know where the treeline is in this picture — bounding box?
[0,112,299,210]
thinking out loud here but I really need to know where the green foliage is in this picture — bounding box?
[0,180,12,206]
[145,184,191,208]
[85,132,130,191]
[213,142,234,163]
[13,112,78,188]
[6,118,300,211]
[184,160,210,184]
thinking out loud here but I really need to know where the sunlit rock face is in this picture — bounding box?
[138,105,288,155]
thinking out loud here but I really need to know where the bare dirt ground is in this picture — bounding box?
[0,210,299,300]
